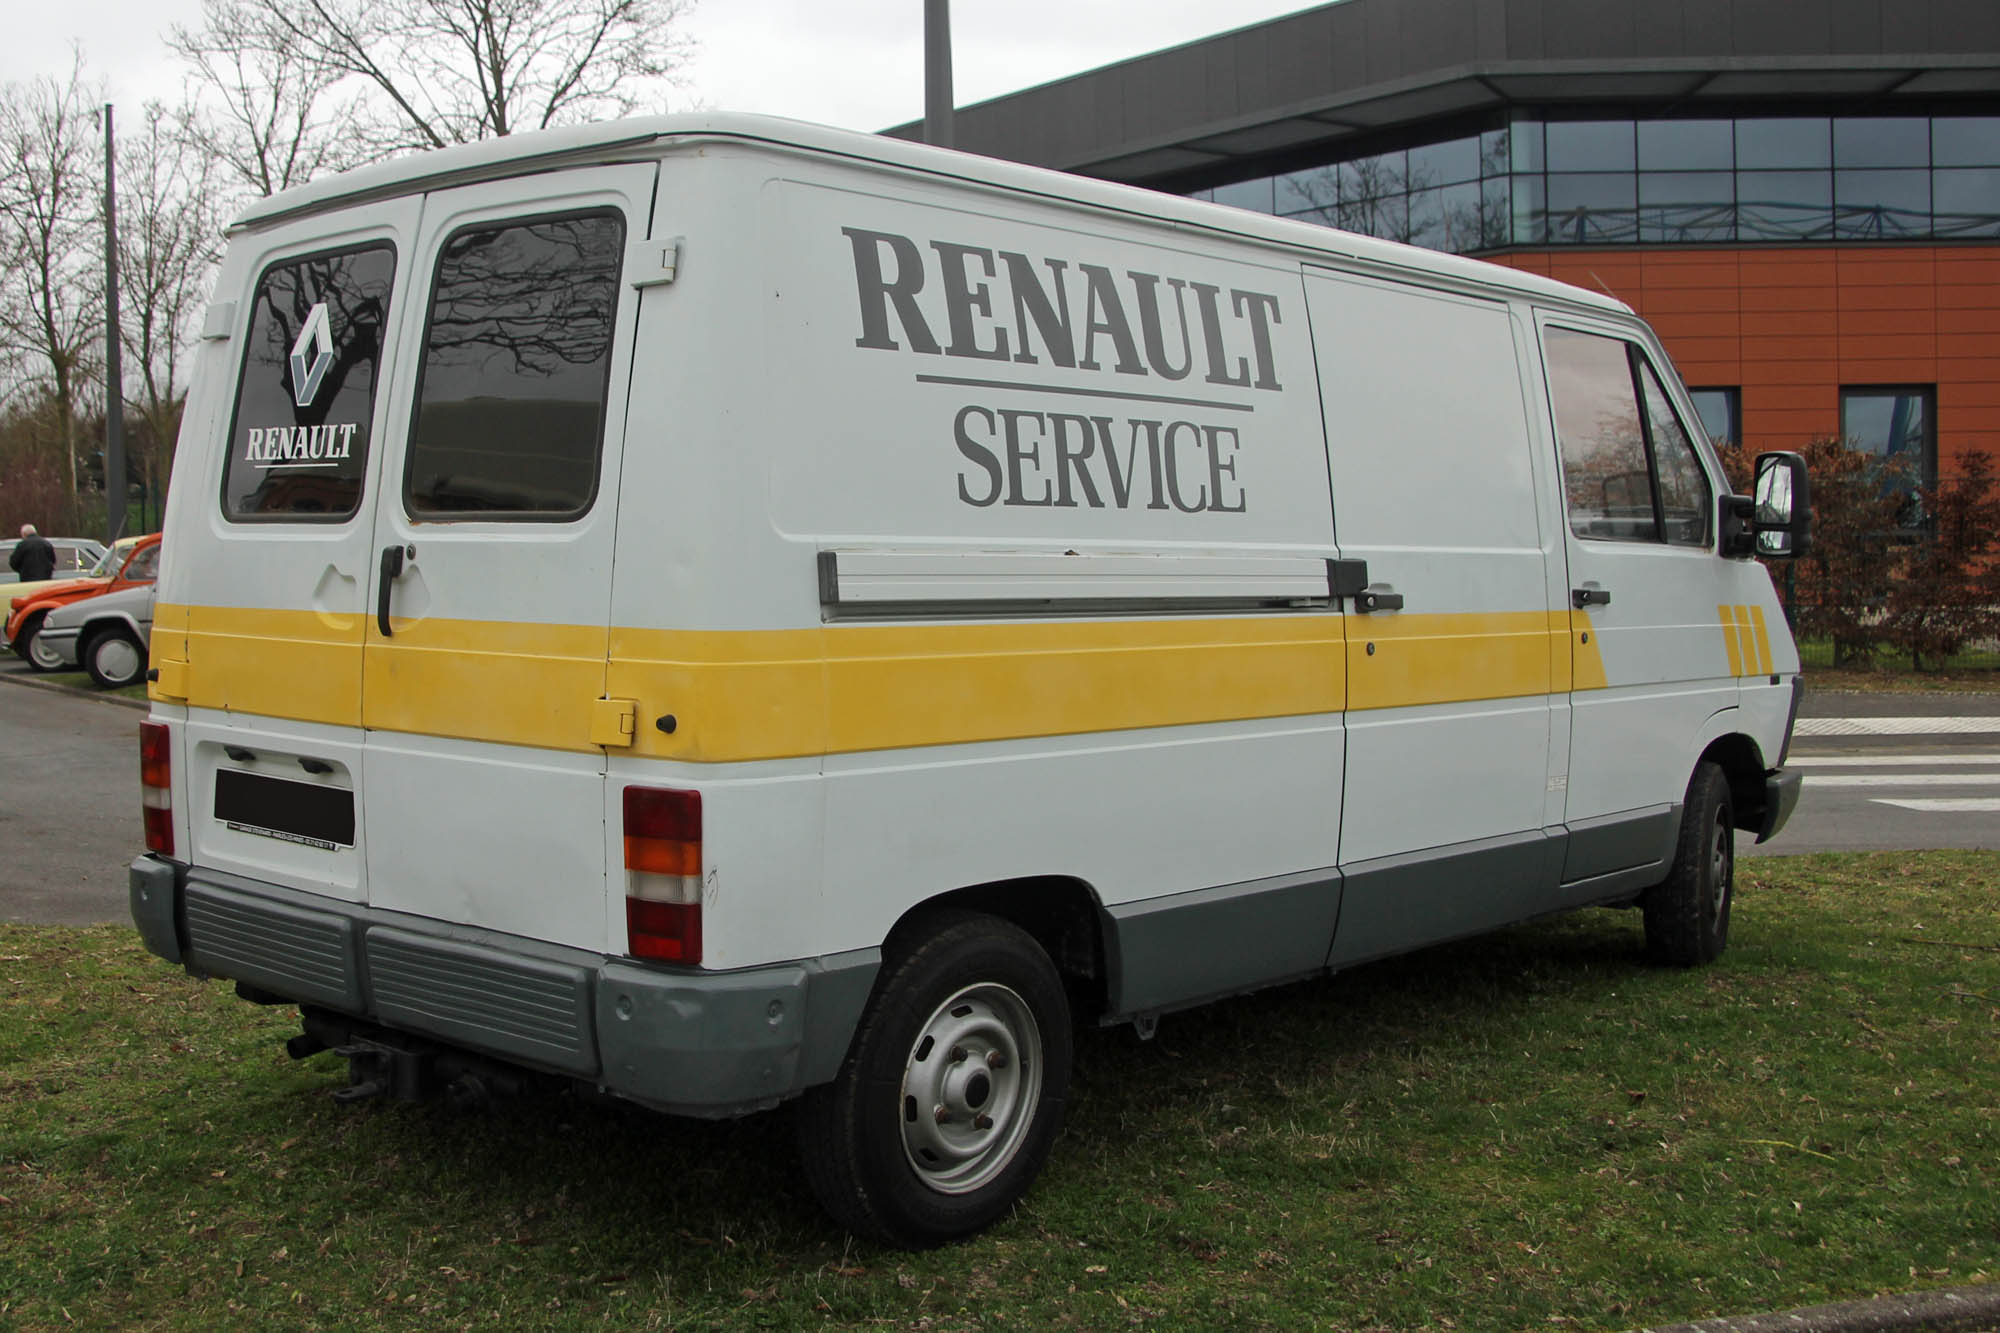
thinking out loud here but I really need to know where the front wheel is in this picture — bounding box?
[15,612,62,673]
[82,627,146,689]
[797,912,1072,1247]
[1643,761,1734,966]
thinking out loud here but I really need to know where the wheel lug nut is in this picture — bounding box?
[974,1114,993,1130]
[934,1105,951,1124]
[950,1045,967,1063]
[986,1051,1007,1070]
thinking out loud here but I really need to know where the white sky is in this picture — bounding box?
[1,1,1326,134]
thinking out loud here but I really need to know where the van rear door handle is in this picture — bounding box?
[1572,585,1612,608]
[1355,587,1404,612]
[377,545,406,636]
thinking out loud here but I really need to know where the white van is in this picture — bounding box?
[130,113,1809,1246]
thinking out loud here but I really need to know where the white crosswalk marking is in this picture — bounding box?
[1794,716,2000,736]
[1809,773,2000,787]
[1790,752,2000,767]
[1873,798,2000,813]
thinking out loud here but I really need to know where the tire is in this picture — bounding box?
[14,612,61,673]
[1643,761,1735,966]
[796,911,1072,1247]
[82,626,146,689]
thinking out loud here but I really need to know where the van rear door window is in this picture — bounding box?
[222,244,396,521]
[403,210,625,518]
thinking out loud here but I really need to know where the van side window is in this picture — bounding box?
[1546,328,1657,542]
[404,210,625,518]
[222,244,396,521]
[1546,327,1713,548]
[1639,362,1713,546]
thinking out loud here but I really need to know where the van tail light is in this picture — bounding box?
[139,721,173,856]
[623,786,700,964]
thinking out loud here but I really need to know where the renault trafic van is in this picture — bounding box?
[130,113,1809,1246]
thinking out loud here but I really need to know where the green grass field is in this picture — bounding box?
[3,852,1995,1331]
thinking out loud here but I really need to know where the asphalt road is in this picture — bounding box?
[3,655,1999,924]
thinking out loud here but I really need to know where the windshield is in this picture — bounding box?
[85,541,135,578]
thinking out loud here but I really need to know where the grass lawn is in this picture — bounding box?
[3,852,1995,1331]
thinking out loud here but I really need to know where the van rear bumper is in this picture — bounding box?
[129,856,878,1118]
[1757,767,1803,843]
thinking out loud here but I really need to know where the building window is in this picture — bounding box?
[1689,388,1741,446]
[1842,386,1937,519]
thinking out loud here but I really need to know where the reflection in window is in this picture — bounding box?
[1546,121,1635,172]
[1546,328,1657,543]
[1835,169,1930,238]
[1547,173,1637,243]
[1935,169,2000,238]
[1638,120,1734,171]
[1738,170,1833,240]
[1736,118,1831,170]
[1639,171,1736,242]
[223,244,396,521]
[1689,388,1741,446]
[1934,118,2000,167]
[1640,364,1712,547]
[1409,137,1480,187]
[1834,117,1930,168]
[405,210,624,518]
[1842,387,1936,493]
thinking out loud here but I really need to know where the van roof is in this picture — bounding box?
[231,111,1629,318]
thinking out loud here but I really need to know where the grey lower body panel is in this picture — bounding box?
[130,857,878,1118]
[1327,830,1568,970]
[1103,868,1343,1017]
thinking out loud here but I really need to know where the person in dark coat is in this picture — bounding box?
[9,525,56,582]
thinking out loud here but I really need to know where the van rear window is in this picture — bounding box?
[403,210,625,519]
[222,244,396,521]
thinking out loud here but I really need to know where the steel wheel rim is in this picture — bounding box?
[26,633,63,671]
[1707,809,1733,932]
[899,982,1043,1195]
[95,637,141,684]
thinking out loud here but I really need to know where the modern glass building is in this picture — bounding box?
[891,0,2000,485]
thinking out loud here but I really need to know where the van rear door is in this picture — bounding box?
[356,165,656,952]
[175,201,421,905]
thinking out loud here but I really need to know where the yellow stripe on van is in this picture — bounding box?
[1748,605,1774,676]
[156,604,1607,761]
[1717,605,1745,676]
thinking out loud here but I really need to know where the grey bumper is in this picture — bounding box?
[129,856,878,1118]
[35,625,79,666]
[1757,768,1803,843]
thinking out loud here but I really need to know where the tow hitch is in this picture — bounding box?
[290,1007,526,1107]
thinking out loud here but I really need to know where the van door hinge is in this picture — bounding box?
[149,659,190,701]
[591,697,639,747]
[626,237,680,288]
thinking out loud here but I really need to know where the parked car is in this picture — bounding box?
[0,536,105,584]
[37,582,155,687]
[6,533,160,672]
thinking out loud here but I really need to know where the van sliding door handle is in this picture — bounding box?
[1572,586,1612,608]
[377,545,406,636]
[1355,588,1404,612]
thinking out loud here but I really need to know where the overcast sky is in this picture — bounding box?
[2,0,1324,134]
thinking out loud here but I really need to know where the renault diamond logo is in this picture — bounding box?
[288,302,334,408]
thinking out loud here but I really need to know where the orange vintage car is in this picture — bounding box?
[6,532,161,672]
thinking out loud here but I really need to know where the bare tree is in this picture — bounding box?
[0,56,105,523]
[118,102,228,520]
[170,0,369,197]
[175,0,695,160]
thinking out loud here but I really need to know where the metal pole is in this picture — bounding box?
[924,0,953,149]
[102,103,127,544]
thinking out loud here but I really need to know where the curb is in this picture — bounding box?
[1634,1284,2000,1333]
[0,666,148,712]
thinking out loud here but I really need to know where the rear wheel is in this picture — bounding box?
[1643,761,1734,966]
[797,911,1072,1247]
[82,626,146,689]
[14,612,61,673]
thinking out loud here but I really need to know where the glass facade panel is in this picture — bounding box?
[1275,166,1337,215]
[1511,174,1548,245]
[1480,127,1512,177]
[1546,173,1638,243]
[1639,171,1736,242]
[1638,119,1734,170]
[1934,117,2000,167]
[1340,194,1410,242]
[1834,169,1931,238]
[1934,169,2000,237]
[1835,117,1930,168]
[1737,118,1831,169]
[1409,136,1480,187]
[1212,176,1275,213]
[1340,151,1407,202]
[1546,120,1636,171]
[1481,176,1512,248]
[1841,387,1936,499]
[1738,170,1833,239]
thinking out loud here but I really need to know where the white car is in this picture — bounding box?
[37,582,154,688]
[0,536,105,584]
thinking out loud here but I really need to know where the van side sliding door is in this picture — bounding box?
[1304,270,1563,967]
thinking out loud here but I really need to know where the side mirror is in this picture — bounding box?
[1752,451,1811,558]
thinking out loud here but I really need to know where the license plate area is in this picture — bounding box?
[214,769,356,850]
